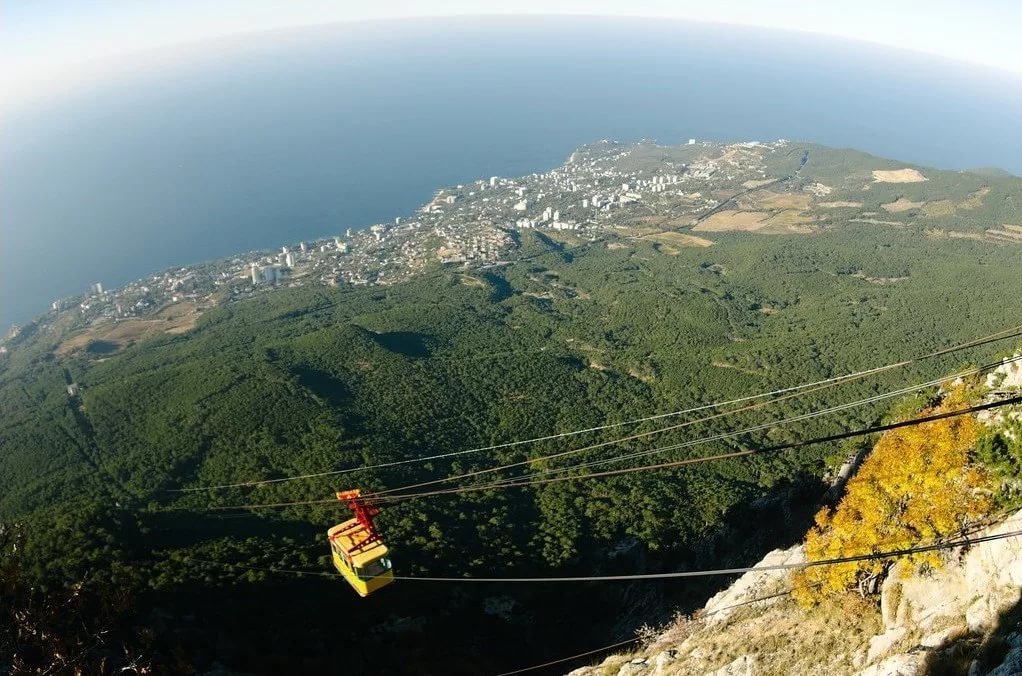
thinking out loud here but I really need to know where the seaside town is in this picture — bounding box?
[2,139,794,354]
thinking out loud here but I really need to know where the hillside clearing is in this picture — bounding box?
[693,211,771,232]
[818,201,863,208]
[640,231,714,248]
[872,168,928,183]
[738,191,812,211]
[959,186,991,209]
[881,197,925,213]
[55,301,202,356]
[760,209,817,232]
[986,227,1022,243]
[922,199,956,217]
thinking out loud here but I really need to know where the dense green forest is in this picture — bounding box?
[3,145,1022,673]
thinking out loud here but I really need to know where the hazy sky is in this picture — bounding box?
[3,0,1021,107]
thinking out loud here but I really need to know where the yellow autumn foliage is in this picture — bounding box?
[793,390,991,606]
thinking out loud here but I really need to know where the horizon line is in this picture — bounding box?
[3,13,1021,115]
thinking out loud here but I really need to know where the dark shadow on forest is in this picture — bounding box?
[525,231,577,264]
[141,508,323,551]
[133,473,830,675]
[600,472,828,644]
[481,271,514,302]
[372,331,434,358]
[292,366,354,409]
[141,571,645,675]
[85,339,120,355]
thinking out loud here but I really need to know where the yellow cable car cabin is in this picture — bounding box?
[328,489,394,597]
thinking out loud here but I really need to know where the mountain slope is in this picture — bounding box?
[3,141,1022,672]
[571,510,1022,676]
[569,359,1022,676]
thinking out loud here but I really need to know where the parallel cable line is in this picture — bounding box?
[385,527,1022,583]
[173,368,875,493]
[365,394,1022,505]
[365,352,1022,501]
[172,324,1022,493]
[181,528,1022,583]
[492,583,824,675]
[494,521,1022,673]
[204,394,1022,510]
[481,357,1022,489]
[185,528,1010,673]
[365,376,856,498]
[176,561,823,676]
[492,637,640,676]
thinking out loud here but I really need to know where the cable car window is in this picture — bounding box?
[359,558,392,578]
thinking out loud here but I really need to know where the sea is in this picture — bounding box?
[3,16,1021,330]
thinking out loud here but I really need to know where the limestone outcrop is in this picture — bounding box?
[569,509,1022,676]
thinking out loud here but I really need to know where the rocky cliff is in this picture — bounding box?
[570,356,1022,676]
[570,510,1022,675]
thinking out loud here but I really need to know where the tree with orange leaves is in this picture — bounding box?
[793,389,991,606]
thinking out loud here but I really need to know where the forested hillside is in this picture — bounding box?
[3,144,1022,673]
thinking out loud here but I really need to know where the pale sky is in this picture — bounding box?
[3,1,1021,109]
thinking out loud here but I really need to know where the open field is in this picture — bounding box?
[926,229,986,242]
[925,226,1022,245]
[614,225,663,237]
[693,211,771,232]
[641,231,714,248]
[919,187,990,219]
[744,191,813,211]
[872,168,928,183]
[986,225,1022,243]
[760,209,817,233]
[882,197,925,213]
[818,201,863,208]
[959,186,991,209]
[55,302,202,356]
[850,270,908,284]
[851,217,907,227]
[538,228,586,246]
[922,199,956,217]
[458,274,487,288]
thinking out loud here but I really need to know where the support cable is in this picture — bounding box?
[481,357,1022,490]
[171,325,1022,493]
[181,528,1022,583]
[204,394,1022,510]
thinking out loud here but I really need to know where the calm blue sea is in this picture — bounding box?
[3,17,1022,329]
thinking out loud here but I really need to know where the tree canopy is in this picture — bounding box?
[794,388,991,606]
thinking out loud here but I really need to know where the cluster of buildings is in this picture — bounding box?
[5,139,789,352]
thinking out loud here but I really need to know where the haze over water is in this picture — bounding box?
[3,16,1021,329]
